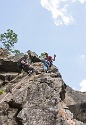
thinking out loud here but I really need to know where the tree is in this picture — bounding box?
[0,29,18,52]
[12,49,20,54]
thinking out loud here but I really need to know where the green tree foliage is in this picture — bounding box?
[12,49,20,54]
[0,29,18,52]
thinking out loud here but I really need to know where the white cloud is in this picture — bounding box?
[80,80,86,92]
[40,0,73,26]
[40,0,86,26]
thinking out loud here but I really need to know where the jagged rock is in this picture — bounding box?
[0,72,18,82]
[65,86,86,104]
[8,53,24,61]
[0,59,21,72]
[5,72,63,125]
[0,49,42,73]
[0,48,9,58]
[31,62,44,73]
[68,103,86,123]
[65,86,86,123]
[0,79,3,87]
[18,107,57,125]
[27,50,41,63]
[0,49,86,125]
[0,102,18,125]
[48,65,58,73]
[50,72,62,78]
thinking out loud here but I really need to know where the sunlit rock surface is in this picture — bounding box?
[0,48,86,125]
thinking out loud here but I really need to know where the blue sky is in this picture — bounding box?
[0,0,86,91]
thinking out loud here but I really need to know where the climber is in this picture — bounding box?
[18,53,38,75]
[40,52,50,71]
[40,52,56,71]
[45,52,56,67]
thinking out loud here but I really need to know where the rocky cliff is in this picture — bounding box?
[0,48,86,125]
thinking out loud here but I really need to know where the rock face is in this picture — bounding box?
[0,59,20,72]
[0,48,86,125]
[65,86,86,123]
[68,103,86,123]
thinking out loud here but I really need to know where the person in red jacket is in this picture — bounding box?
[45,52,56,67]
[41,52,56,71]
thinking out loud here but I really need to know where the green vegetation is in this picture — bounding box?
[0,90,4,95]
[12,49,20,54]
[0,29,20,54]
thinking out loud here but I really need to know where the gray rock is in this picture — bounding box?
[0,49,86,125]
